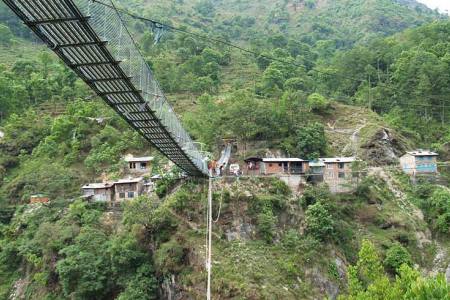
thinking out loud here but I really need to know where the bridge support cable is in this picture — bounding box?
[206,169,213,300]
[3,0,209,176]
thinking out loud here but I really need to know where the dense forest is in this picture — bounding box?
[0,0,450,299]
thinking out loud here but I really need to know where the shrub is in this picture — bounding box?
[300,185,331,209]
[281,229,302,249]
[305,202,334,241]
[117,265,158,300]
[154,239,186,275]
[384,243,412,274]
[268,178,291,196]
[257,211,277,243]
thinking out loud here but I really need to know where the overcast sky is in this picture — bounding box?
[417,0,450,14]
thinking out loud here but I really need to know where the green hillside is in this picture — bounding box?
[0,0,450,299]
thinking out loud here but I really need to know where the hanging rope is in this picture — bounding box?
[213,192,222,223]
[206,170,213,300]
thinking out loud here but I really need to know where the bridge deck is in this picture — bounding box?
[4,0,208,176]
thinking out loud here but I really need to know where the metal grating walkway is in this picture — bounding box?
[3,0,209,176]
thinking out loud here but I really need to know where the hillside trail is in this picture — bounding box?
[341,120,368,155]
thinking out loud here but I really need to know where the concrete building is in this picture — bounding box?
[124,155,154,175]
[114,177,144,202]
[262,158,309,175]
[320,157,357,193]
[81,182,115,202]
[400,150,438,175]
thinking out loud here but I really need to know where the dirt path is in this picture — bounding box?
[341,121,368,155]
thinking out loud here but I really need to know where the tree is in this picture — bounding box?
[295,122,327,159]
[194,0,215,17]
[258,65,284,96]
[426,188,450,234]
[117,265,158,300]
[256,51,272,70]
[306,93,330,114]
[57,227,112,299]
[356,239,385,283]
[109,234,148,285]
[340,240,450,299]
[225,91,266,143]
[191,76,217,94]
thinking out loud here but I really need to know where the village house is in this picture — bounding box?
[114,177,144,202]
[124,155,154,175]
[244,157,263,175]
[320,157,357,193]
[30,194,50,204]
[81,182,115,202]
[262,158,309,175]
[399,150,438,175]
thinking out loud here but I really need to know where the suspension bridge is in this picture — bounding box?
[3,0,209,176]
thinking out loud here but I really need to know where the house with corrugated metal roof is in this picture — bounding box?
[262,158,309,175]
[124,155,154,175]
[114,177,144,202]
[399,150,438,175]
[81,182,115,202]
[320,157,357,193]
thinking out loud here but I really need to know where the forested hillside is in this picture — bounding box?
[0,0,450,299]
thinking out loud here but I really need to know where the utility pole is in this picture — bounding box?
[377,58,381,82]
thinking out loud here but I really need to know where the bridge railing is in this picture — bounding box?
[76,0,208,175]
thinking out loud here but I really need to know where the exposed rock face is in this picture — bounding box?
[446,264,450,283]
[361,129,408,166]
[160,275,184,300]
[335,256,347,280]
[9,279,28,300]
[305,268,340,300]
[225,221,254,241]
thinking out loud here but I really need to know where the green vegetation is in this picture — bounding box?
[340,240,450,300]
[0,0,449,298]
[0,199,158,299]
[305,201,335,241]
[384,243,413,274]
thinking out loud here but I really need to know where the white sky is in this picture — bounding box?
[417,0,450,14]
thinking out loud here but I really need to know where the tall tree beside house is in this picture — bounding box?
[294,122,327,160]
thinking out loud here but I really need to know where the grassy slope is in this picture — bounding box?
[153,175,440,299]
[0,41,46,68]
